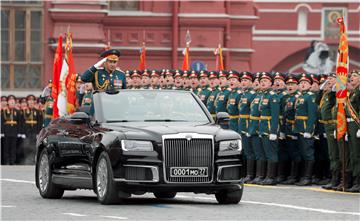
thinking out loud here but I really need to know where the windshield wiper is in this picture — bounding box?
[106,120,131,123]
[144,119,188,122]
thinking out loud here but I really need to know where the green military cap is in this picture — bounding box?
[131,70,141,78]
[241,71,253,81]
[142,69,151,77]
[100,49,121,61]
[174,70,183,78]
[209,71,219,79]
[260,72,273,83]
[228,70,240,79]
[350,69,360,76]
[26,94,36,101]
[298,73,313,84]
[125,70,131,77]
[199,70,209,78]
[7,94,16,101]
[182,70,189,78]
[310,74,320,84]
[151,70,161,78]
[285,74,299,84]
[1,96,7,102]
[189,70,199,78]
[328,72,336,78]
[218,70,228,78]
[319,74,327,84]
[273,72,285,82]
[20,97,27,104]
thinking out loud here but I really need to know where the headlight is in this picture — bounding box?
[219,140,242,155]
[121,140,153,152]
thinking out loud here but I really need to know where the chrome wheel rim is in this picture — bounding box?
[39,153,49,193]
[97,158,108,199]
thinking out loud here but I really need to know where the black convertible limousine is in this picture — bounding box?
[35,90,243,204]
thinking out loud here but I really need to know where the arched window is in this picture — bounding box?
[297,7,308,35]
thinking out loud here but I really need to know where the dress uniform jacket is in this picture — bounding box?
[294,90,318,135]
[206,87,221,118]
[81,66,126,91]
[198,87,212,105]
[226,88,241,131]
[238,89,256,134]
[215,87,232,113]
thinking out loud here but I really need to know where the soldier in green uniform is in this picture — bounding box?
[215,71,231,113]
[140,69,151,89]
[319,73,341,189]
[238,72,257,183]
[272,72,289,183]
[248,72,267,184]
[182,71,192,91]
[311,74,330,185]
[197,70,212,104]
[150,70,161,89]
[282,75,302,184]
[345,70,360,192]
[125,70,132,89]
[130,70,142,89]
[226,70,241,131]
[173,70,184,90]
[2,95,22,165]
[189,71,200,94]
[164,70,175,89]
[258,72,280,185]
[81,49,126,91]
[294,73,318,186]
[206,71,220,119]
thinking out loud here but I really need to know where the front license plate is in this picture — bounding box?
[170,167,208,177]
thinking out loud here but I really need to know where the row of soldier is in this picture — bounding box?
[1,95,44,165]
[114,68,360,192]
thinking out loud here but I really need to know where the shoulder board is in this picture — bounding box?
[282,91,287,95]
[269,91,275,95]
[207,87,213,92]
[237,90,241,94]
[250,90,255,94]
[197,88,202,92]
[227,88,232,92]
[308,91,314,95]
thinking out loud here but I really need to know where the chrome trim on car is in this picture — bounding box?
[114,165,159,183]
[217,164,242,183]
[162,133,214,184]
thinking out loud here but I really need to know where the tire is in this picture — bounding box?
[154,192,177,199]
[215,185,243,204]
[37,148,64,199]
[95,152,120,205]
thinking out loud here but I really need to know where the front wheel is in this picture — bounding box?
[215,185,243,204]
[37,148,64,199]
[95,152,120,205]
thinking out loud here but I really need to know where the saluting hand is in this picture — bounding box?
[94,57,107,69]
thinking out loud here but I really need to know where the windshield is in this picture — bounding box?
[98,90,210,123]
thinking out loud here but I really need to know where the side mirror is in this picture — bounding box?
[70,112,90,124]
[216,112,230,129]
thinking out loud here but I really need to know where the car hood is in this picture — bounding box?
[101,122,240,143]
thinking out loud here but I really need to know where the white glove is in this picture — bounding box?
[323,133,327,138]
[269,134,277,141]
[21,134,26,139]
[246,133,251,137]
[279,132,286,139]
[303,133,312,138]
[94,57,107,69]
[79,84,86,94]
[357,129,360,138]
[1,134,4,138]
[333,130,336,139]
[17,134,21,138]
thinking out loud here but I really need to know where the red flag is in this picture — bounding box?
[51,36,63,119]
[139,42,146,71]
[182,30,191,71]
[214,44,224,71]
[64,33,77,114]
[335,17,349,141]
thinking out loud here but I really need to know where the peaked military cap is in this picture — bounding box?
[285,74,299,84]
[274,72,285,81]
[241,71,253,81]
[199,70,209,78]
[299,73,313,84]
[174,70,183,78]
[228,70,240,79]
[218,70,228,78]
[311,74,320,84]
[131,70,141,78]
[100,49,121,61]
[151,70,161,78]
[26,94,36,101]
[189,70,199,78]
[209,71,219,79]
[260,72,273,82]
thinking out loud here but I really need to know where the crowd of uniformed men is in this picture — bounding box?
[2,54,360,193]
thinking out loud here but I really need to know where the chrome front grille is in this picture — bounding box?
[162,134,214,183]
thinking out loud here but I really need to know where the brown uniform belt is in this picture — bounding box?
[319,119,336,124]
[250,116,260,120]
[25,120,37,125]
[239,114,250,119]
[295,116,308,120]
[229,115,240,119]
[260,116,271,120]
[286,119,295,124]
[4,121,17,125]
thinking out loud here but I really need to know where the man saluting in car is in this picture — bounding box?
[81,49,126,91]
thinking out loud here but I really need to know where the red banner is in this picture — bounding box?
[182,47,189,71]
[335,17,349,141]
[65,33,77,114]
[215,44,224,71]
[139,43,146,71]
[51,36,63,119]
